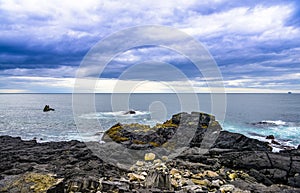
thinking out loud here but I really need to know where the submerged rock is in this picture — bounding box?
[266,135,275,140]
[271,139,281,145]
[124,110,136,114]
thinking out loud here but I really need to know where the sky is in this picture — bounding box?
[0,0,300,93]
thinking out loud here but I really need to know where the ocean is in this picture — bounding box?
[0,93,299,148]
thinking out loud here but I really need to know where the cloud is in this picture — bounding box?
[0,0,300,92]
[0,89,29,93]
[1,74,299,94]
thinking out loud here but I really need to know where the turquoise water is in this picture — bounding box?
[0,93,299,147]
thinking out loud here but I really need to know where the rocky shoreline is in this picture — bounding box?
[0,112,300,192]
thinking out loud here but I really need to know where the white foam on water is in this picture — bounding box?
[223,123,299,152]
[79,111,151,120]
[271,146,282,153]
[261,120,287,126]
[78,111,161,139]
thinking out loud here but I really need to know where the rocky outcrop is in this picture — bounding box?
[103,112,272,152]
[176,147,300,188]
[211,130,272,151]
[102,112,218,149]
[0,136,125,193]
[0,112,299,192]
[43,105,55,112]
[102,122,178,149]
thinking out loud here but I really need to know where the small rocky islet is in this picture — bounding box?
[0,112,300,193]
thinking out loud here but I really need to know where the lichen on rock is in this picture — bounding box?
[1,172,62,193]
[102,112,217,150]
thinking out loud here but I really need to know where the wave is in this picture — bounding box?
[251,120,300,128]
[223,123,300,152]
[251,120,289,127]
[262,120,287,126]
[79,110,159,133]
[249,134,297,152]
[249,120,300,128]
[79,110,151,120]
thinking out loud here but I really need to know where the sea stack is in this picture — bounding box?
[43,105,55,112]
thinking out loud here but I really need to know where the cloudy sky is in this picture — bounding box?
[0,0,300,93]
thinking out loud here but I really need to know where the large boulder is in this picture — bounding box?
[102,112,217,150]
[102,122,178,150]
[102,112,272,152]
[212,131,272,151]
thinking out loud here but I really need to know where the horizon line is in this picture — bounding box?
[0,92,298,94]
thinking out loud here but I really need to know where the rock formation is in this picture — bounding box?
[124,110,136,115]
[43,105,55,112]
[0,112,299,192]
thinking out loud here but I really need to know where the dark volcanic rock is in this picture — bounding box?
[266,135,275,140]
[212,150,300,188]
[212,131,272,151]
[102,122,178,149]
[124,110,136,114]
[102,112,272,152]
[271,139,281,145]
[0,135,125,193]
[43,105,55,112]
[102,112,220,150]
[1,112,300,192]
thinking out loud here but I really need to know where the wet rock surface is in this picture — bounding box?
[0,136,125,193]
[0,112,300,192]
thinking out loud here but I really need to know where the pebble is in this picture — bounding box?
[171,178,179,188]
[192,173,204,179]
[170,168,180,176]
[220,184,235,192]
[191,179,211,186]
[135,160,144,167]
[144,153,156,161]
[211,179,222,188]
[182,170,192,178]
[233,188,251,193]
[228,172,238,181]
[204,170,219,178]
[153,159,162,164]
[128,173,145,181]
[162,156,168,161]
[174,173,182,179]
[182,185,204,192]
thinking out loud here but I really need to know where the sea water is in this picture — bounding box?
[0,93,299,147]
